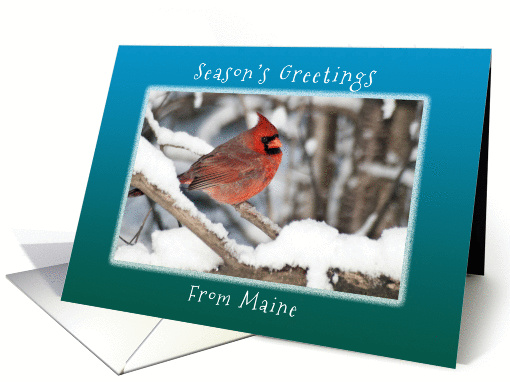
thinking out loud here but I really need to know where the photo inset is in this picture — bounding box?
[113,90,423,300]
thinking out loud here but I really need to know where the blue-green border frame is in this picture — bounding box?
[62,46,491,368]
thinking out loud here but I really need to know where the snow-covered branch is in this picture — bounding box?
[146,104,214,157]
[233,202,281,240]
[131,172,240,268]
[124,137,402,298]
[130,171,308,286]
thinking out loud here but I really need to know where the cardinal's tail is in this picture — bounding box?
[128,188,144,197]
[177,172,192,185]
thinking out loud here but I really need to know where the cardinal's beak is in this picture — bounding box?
[268,137,282,149]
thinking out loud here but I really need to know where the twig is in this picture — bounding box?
[365,160,411,238]
[233,202,281,240]
[120,206,153,245]
[218,204,260,247]
[148,199,166,231]
[159,143,205,157]
[152,93,194,121]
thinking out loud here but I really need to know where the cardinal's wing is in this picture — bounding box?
[186,150,259,191]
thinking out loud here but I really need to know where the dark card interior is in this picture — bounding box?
[467,68,490,276]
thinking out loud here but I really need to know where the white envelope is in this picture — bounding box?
[6,234,251,375]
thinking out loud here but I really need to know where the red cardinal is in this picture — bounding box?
[129,113,283,205]
[178,112,282,205]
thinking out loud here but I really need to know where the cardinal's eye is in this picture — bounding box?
[261,137,269,144]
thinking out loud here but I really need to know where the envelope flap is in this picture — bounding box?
[7,264,161,374]
[123,319,250,373]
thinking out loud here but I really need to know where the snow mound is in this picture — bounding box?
[114,228,223,272]
[239,219,407,290]
[114,243,155,265]
[152,228,223,271]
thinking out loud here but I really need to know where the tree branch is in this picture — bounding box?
[131,173,238,267]
[233,202,281,240]
[130,171,399,297]
[130,172,303,285]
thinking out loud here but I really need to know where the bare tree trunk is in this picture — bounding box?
[336,99,419,238]
[311,110,338,221]
[337,99,386,233]
[368,100,417,237]
[292,107,338,222]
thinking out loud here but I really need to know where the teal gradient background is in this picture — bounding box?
[62,47,490,368]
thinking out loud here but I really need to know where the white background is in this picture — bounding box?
[1,1,508,380]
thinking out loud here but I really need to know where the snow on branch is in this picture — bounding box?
[131,137,250,261]
[146,102,214,157]
[233,202,281,240]
[237,219,406,290]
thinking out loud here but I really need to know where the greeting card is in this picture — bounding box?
[62,46,490,368]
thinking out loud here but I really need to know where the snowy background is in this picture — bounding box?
[115,90,422,295]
